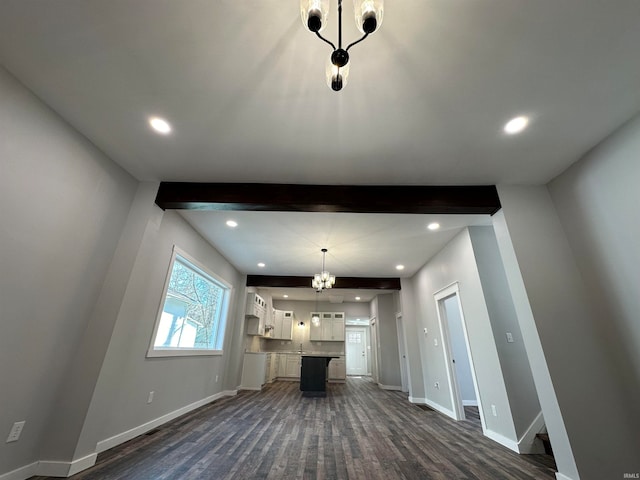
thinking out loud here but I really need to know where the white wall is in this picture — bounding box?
[0,66,137,474]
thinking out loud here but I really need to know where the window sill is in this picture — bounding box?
[146,348,224,358]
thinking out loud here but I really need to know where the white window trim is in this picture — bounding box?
[147,245,232,358]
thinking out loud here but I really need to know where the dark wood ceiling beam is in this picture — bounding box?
[155,183,501,215]
[247,275,401,290]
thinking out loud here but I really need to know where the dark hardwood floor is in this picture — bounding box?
[32,377,556,479]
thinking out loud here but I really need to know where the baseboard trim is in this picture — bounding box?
[96,389,237,454]
[408,396,427,404]
[0,452,98,480]
[238,386,262,391]
[35,452,97,477]
[516,411,546,454]
[422,398,456,420]
[484,429,518,453]
[555,472,576,480]
[0,462,37,480]
[378,383,402,391]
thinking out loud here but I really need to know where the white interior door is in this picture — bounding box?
[345,327,367,375]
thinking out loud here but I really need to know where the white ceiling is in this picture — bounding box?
[181,210,491,277]
[2,1,640,299]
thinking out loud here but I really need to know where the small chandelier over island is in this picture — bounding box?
[300,0,384,91]
[312,248,336,292]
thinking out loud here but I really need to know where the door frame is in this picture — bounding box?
[396,313,410,394]
[434,282,486,430]
[345,326,369,375]
[370,317,379,383]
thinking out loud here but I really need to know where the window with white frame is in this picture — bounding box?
[148,247,231,357]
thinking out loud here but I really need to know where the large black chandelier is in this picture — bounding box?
[300,0,384,91]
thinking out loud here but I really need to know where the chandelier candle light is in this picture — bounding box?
[312,248,336,292]
[300,0,384,91]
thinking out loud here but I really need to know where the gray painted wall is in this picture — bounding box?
[76,210,246,457]
[548,114,640,416]
[0,66,137,472]
[468,226,541,437]
[399,279,425,400]
[495,113,640,479]
[371,294,402,388]
[408,229,518,442]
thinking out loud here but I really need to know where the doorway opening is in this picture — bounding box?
[345,319,371,376]
[434,283,486,431]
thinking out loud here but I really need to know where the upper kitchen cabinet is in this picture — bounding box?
[269,309,294,340]
[246,292,267,336]
[310,312,345,341]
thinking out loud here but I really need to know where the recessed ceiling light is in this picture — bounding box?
[396,264,405,271]
[226,220,238,228]
[355,296,361,301]
[427,222,440,231]
[283,294,289,298]
[257,262,266,268]
[149,117,172,134]
[503,116,529,135]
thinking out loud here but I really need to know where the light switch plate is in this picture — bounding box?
[6,421,25,443]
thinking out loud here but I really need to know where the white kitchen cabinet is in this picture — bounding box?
[271,309,294,340]
[329,313,345,341]
[328,356,346,382]
[278,353,287,377]
[285,354,301,378]
[310,312,345,341]
[264,353,272,384]
[269,353,278,381]
[310,312,323,341]
[246,293,267,336]
[240,352,267,390]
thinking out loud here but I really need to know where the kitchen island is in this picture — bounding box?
[300,354,340,397]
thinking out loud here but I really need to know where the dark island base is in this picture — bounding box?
[300,355,339,397]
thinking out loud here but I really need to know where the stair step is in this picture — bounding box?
[536,433,553,457]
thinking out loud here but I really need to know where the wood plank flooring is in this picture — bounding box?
[32,377,556,480]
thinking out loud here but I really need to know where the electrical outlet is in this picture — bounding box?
[433,338,438,346]
[506,332,514,343]
[423,328,428,334]
[491,404,497,416]
[215,375,219,383]
[434,382,440,389]
[6,421,26,443]
[147,391,154,404]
